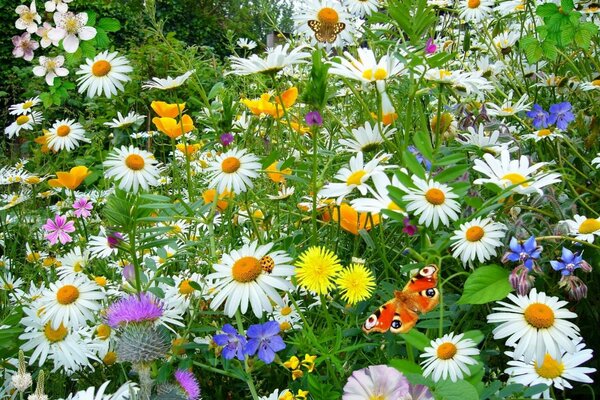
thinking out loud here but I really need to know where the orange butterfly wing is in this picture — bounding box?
[307,20,346,43]
[363,265,439,334]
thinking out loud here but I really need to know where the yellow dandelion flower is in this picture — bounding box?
[335,263,375,305]
[295,246,342,295]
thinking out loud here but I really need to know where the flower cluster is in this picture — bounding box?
[213,321,285,364]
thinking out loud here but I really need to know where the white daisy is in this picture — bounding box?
[294,0,356,47]
[38,274,105,329]
[343,0,379,16]
[15,1,41,33]
[486,92,531,117]
[487,288,581,363]
[421,332,480,382]
[521,128,564,142]
[46,119,90,152]
[33,55,69,86]
[329,48,406,92]
[319,152,389,203]
[236,37,257,50]
[455,124,514,154]
[8,97,40,115]
[459,0,495,22]
[57,248,90,278]
[48,11,96,53]
[402,176,461,229]
[19,307,97,373]
[504,340,596,399]
[351,172,408,217]
[227,44,310,76]
[473,150,562,196]
[103,145,161,193]
[580,79,600,91]
[206,147,261,194]
[271,294,303,331]
[103,111,146,129]
[266,186,296,200]
[495,0,525,15]
[559,215,600,243]
[492,30,520,51]
[65,381,137,400]
[450,217,507,264]
[141,69,195,90]
[339,121,395,153]
[88,229,122,259]
[4,111,43,139]
[592,153,600,167]
[76,51,132,98]
[207,241,295,318]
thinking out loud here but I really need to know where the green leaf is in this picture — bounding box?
[574,22,599,49]
[80,40,96,59]
[413,130,433,161]
[401,329,430,351]
[95,28,110,49]
[97,17,121,32]
[519,35,543,63]
[86,10,97,26]
[462,329,485,345]
[536,3,558,17]
[457,265,512,305]
[389,358,423,375]
[434,380,479,400]
[541,39,558,61]
[403,149,426,179]
[523,384,550,396]
[561,0,575,13]
[434,165,468,183]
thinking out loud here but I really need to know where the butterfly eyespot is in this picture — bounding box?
[419,265,437,277]
[422,288,438,298]
[391,320,402,329]
[364,315,377,329]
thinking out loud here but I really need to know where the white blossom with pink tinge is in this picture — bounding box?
[48,11,96,53]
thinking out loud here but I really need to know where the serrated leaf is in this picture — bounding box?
[536,3,558,17]
[561,0,575,12]
[541,39,558,61]
[97,17,121,32]
[457,265,512,305]
[95,28,110,49]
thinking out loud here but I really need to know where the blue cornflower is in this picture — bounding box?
[244,321,285,364]
[502,236,542,270]
[548,102,575,130]
[550,247,591,276]
[408,145,431,171]
[213,324,247,361]
[526,104,550,129]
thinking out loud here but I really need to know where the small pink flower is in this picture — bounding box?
[42,214,75,245]
[73,197,93,218]
[425,38,437,55]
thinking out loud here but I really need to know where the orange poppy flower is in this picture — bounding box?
[330,203,381,235]
[151,101,186,118]
[48,166,91,190]
[152,114,195,139]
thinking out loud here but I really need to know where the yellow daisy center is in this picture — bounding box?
[592,79,600,87]
[524,303,555,329]
[280,321,292,331]
[44,322,68,342]
[23,100,34,109]
[466,226,485,242]
[56,284,80,305]
[436,342,457,360]
[221,156,241,173]
[537,129,552,137]
[439,69,452,80]
[96,324,111,340]
[56,125,71,137]
[16,115,30,125]
[425,188,446,205]
[94,276,107,286]
[73,261,83,272]
[468,0,481,8]
[317,7,339,24]
[369,396,385,400]
[578,218,600,234]
[91,60,112,77]
[362,68,388,80]
[534,353,565,379]
[387,202,402,211]
[179,279,195,295]
[502,172,529,187]
[280,306,293,316]
[232,256,262,283]
[501,106,514,113]
[125,154,145,171]
[103,351,117,365]
[346,170,367,186]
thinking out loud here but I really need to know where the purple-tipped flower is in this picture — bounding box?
[502,236,542,271]
[559,275,588,301]
[42,214,75,245]
[548,102,574,130]
[220,132,234,147]
[174,369,201,400]
[213,324,247,361]
[425,38,437,55]
[106,293,164,328]
[526,104,550,129]
[305,111,323,127]
[244,321,285,364]
[107,231,124,248]
[122,263,136,283]
[73,197,93,218]
[12,32,39,62]
[550,247,592,276]
[402,217,417,236]
[509,265,536,295]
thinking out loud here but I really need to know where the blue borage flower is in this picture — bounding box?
[502,236,542,270]
[550,248,592,276]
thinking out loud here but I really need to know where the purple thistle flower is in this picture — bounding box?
[244,321,285,364]
[548,102,574,130]
[42,214,75,245]
[550,247,591,276]
[73,197,93,218]
[305,111,323,127]
[213,324,247,361]
[174,369,201,400]
[425,38,437,55]
[502,236,542,271]
[220,132,234,147]
[106,293,164,328]
[12,32,39,62]
[526,104,550,129]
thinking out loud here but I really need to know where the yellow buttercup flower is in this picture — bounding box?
[48,166,91,190]
[151,101,186,118]
[301,354,318,372]
[283,355,300,370]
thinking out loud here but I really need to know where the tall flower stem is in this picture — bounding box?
[234,311,260,400]
[310,124,319,246]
